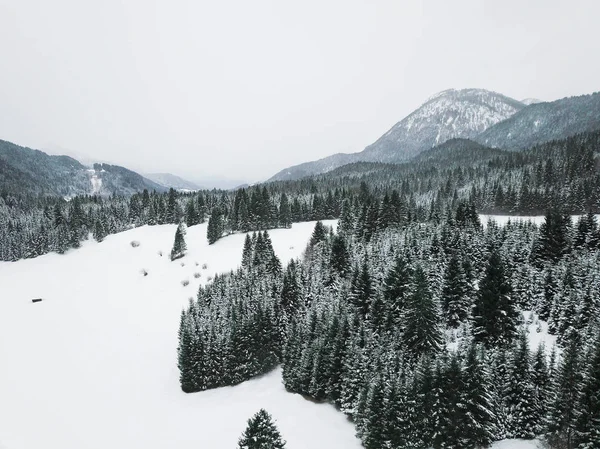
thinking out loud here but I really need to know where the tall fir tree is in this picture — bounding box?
[473,248,519,347]
[170,222,187,261]
[237,409,286,449]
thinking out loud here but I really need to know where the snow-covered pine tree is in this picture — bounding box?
[237,409,286,449]
[473,247,519,347]
[170,222,187,261]
[402,265,442,357]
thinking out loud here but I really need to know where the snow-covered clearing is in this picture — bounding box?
[0,218,552,449]
[491,439,544,449]
[0,220,364,449]
[480,213,600,227]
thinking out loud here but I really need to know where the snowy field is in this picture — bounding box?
[0,218,547,449]
[0,220,364,449]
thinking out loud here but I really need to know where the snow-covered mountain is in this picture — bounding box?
[0,139,167,196]
[268,88,524,182]
[475,92,600,150]
[145,172,201,191]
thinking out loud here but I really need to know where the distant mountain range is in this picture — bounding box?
[0,140,166,196]
[268,89,600,182]
[144,173,201,191]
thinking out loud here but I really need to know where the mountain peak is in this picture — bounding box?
[268,88,524,182]
[364,88,524,161]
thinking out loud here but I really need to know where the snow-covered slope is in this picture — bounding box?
[0,221,364,449]
[475,92,600,150]
[362,88,524,161]
[268,89,524,182]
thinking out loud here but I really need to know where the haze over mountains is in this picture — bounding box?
[268,89,600,182]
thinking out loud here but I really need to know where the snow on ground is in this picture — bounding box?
[491,438,544,449]
[480,214,600,228]
[0,220,364,449]
[522,310,557,352]
[479,214,546,227]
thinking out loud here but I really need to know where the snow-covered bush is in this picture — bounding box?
[130,240,140,248]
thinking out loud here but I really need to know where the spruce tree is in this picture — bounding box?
[575,337,600,448]
[170,222,187,261]
[547,338,582,449]
[442,252,470,328]
[402,265,442,357]
[279,193,291,228]
[382,255,411,329]
[238,409,286,449]
[462,343,495,447]
[473,248,519,347]
[330,234,350,278]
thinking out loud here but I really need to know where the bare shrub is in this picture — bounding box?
[193,272,201,279]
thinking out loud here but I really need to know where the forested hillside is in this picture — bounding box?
[179,208,600,449]
[0,139,166,196]
[2,130,600,261]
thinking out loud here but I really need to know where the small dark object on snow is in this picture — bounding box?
[32,298,42,303]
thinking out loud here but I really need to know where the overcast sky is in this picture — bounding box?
[1,0,599,184]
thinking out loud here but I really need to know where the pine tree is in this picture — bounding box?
[170,222,187,261]
[237,409,286,449]
[309,221,327,247]
[547,338,582,449]
[433,354,464,449]
[241,234,253,269]
[350,261,373,319]
[185,198,200,226]
[382,255,411,329]
[279,193,291,228]
[442,252,470,328]
[473,248,519,347]
[505,330,538,438]
[166,188,178,223]
[207,207,223,244]
[330,234,350,278]
[462,343,495,447]
[402,265,442,357]
[575,337,600,448]
[362,376,387,449]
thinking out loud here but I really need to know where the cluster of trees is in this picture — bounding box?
[178,206,600,448]
[177,231,283,392]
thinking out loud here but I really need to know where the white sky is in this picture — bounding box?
[0,0,598,183]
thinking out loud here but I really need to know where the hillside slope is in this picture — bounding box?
[475,92,600,150]
[0,139,166,196]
